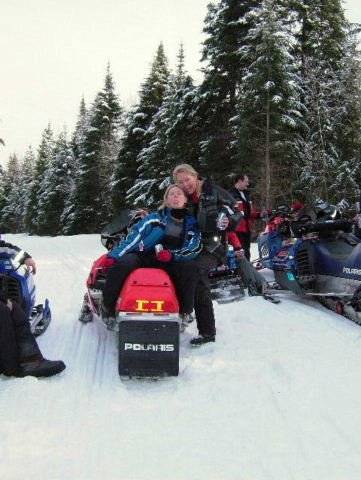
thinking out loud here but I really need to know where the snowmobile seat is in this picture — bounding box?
[116,268,179,314]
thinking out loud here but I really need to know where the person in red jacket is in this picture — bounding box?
[228,174,260,261]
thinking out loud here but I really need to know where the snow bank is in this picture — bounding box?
[1,234,361,480]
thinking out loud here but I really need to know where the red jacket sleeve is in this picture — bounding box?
[227,231,242,250]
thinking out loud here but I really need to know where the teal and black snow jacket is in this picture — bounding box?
[108,208,202,262]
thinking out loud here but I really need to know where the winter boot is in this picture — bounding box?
[190,334,216,346]
[79,297,93,323]
[17,357,66,378]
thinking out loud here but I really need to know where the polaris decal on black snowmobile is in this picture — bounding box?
[343,267,361,276]
[256,201,361,326]
[124,343,175,352]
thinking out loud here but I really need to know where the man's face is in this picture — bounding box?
[175,172,198,195]
[235,175,249,191]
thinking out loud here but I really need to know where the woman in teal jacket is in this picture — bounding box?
[102,185,202,318]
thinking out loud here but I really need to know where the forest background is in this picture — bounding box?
[1,0,361,235]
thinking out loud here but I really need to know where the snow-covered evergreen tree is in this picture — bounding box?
[128,45,197,206]
[25,124,55,234]
[61,97,89,233]
[1,154,23,232]
[292,0,360,203]
[234,0,303,206]
[0,165,5,228]
[328,24,361,202]
[112,43,169,210]
[36,130,74,235]
[71,96,88,161]
[17,146,35,231]
[65,65,123,234]
[194,0,260,182]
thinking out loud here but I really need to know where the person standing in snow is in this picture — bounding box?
[173,163,243,345]
[228,173,261,261]
[0,239,66,378]
[102,184,202,324]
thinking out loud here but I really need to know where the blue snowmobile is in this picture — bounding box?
[257,201,361,324]
[0,253,51,336]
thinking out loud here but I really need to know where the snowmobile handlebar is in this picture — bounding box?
[291,218,353,237]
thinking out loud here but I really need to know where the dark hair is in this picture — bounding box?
[234,173,248,183]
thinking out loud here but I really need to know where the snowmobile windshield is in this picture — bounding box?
[101,209,133,238]
[315,203,338,220]
[101,209,134,249]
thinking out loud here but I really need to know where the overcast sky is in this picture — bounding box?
[0,0,360,166]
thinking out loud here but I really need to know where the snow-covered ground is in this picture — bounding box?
[2,234,361,480]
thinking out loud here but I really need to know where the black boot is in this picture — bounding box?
[16,358,66,378]
[190,334,216,346]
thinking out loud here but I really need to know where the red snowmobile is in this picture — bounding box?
[78,210,181,378]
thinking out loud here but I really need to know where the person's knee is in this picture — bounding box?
[112,254,140,272]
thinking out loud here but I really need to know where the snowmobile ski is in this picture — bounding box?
[262,293,281,304]
[210,275,246,304]
[30,300,52,336]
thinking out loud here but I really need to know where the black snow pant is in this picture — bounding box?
[103,252,199,315]
[235,231,251,261]
[192,253,218,337]
[0,300,41,376]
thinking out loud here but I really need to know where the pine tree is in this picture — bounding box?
[112,43,169,210]
[37,130,74,235]
[194,0,260,181]
[1,154,23,232]
[18,146,35,231]
[66,65,123,234]
[291,0,359,203]
[61,97,89,233]
[160,45,202,171]
[25,124,55,234]
[71,96,88,161]
[234,0,303,207]
[0,165,5,229]
[128,45,197,206]
[330,24,361,202]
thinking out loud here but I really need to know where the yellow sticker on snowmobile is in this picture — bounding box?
[135,299,165,312]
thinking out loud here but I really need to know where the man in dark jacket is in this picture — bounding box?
[229,173,259,261]
[0,239,65,378]
[173,164,242,345]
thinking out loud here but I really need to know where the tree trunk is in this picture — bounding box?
[265,96,271,209]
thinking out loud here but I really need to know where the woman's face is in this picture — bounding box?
[165,186,187,209]
[175,171,198,196]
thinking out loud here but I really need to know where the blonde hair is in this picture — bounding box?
[160,184,186,209]
[172,163,198,181]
